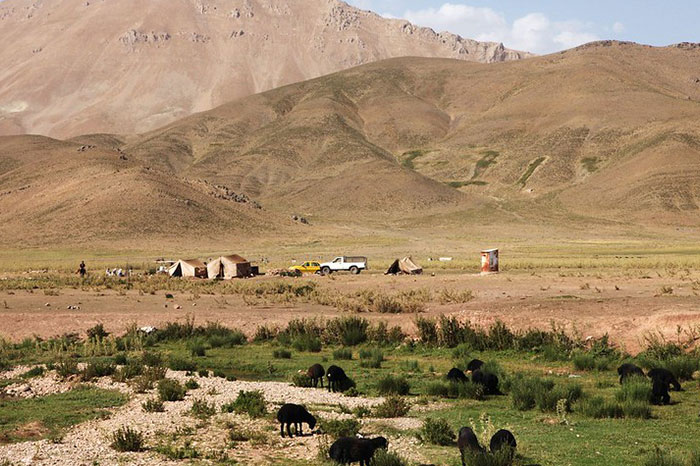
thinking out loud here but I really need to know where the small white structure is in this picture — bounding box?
[481,249,499,274]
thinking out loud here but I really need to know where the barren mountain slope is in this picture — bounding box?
[127,41,700,226]
[0,0,530,138]
[0,135,287,246]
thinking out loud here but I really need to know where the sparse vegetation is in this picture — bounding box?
[110,426,144,452]
[221,390,266,418]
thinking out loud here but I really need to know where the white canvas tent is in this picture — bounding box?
[207,254,252,280]
[169,259,207,278]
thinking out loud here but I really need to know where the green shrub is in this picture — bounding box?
[168,356,197,372]
[130,375,155,393]
[400,360,420,372]
[359,348,384,368]
[141,351,163,367]
[487,321,516,350]
[333,348,353,360]
[55,358,79,379]
[254,324,279,342]
[142,397,165,413]
[291,372,313,387]
[185,378,200,390]
[273,349,292,359]
[114,353,128,365]
[450,380,485,401]
[154,440,200,460]
[577,396,624,419]
[373,396,410,418]
[425,381,451,398]
[438,315,464,348]
[207,329,247,348]
[415,317,438,345]
[510,374,581,412]
[367,322,406,345]
[353,405,372,418]
[190,398,217,419]
[198,369,209,377]
[572,351,596,371]
[110,426,144,452]
[616,375,651,403]
[377,375,410,395]
[420,417,454,446]
[371,450,409,466]
[222,390,266,418]
[663,355,699,381]
[291,334,322,353]
[158,379,186,402]
[622,400,652,419]
[188,339,207,357]
[324,316,369,346]
[112,361,145,382]
[80,361,116,381]
[462,447,515,466]
[21,366,45,379]
[319,418,360,439]
[86,323,110,340]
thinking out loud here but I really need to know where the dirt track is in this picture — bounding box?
[1,272,699,353]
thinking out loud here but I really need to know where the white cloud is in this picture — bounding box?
[612,21,625,34]
[400,3,599,54]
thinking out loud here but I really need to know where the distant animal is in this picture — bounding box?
[651,378,671,405]
[447,367,469,383]
[472,370,502,395]
[329,436,388,465]
[458,427,484,466]
[648,368,682,392]
[307,363,325,388]
[617,363,645,384]
[467,359,484,372]
[490,429,517,462]
[327,365,349,393]
[276,403,317,437]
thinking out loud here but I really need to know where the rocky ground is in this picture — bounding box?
[0,367,430,465]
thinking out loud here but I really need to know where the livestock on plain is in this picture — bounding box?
[329,436,388,465]
[276,403,317,437]
[617,363,645,384]
[447,367,469,383]
[327,365,351,393]
[472,369,502,395]
[467,359,485,372]
[307,363,325,388]
[458,426,484,466]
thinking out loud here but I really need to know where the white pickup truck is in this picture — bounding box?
[320,256,368,275]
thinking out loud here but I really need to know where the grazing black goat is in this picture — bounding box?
[458,427,484,466]
[467,359,485,372]
[651,377,671,405]
[277,403,317,437]
[307,363,325,388]
[327,365,350,393]
[329,436,388,465]
[472,370,502,395]
[490,429,517,462]
[648,368,682,391]
[617,363,645,384]
[447,367,469,383]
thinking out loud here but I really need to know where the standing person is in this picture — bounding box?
[78,261,87,277]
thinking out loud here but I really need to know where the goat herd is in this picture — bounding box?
[273,360,681,465]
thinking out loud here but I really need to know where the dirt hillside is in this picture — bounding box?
[0,0,531,138]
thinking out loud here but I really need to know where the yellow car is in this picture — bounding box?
[289,261,321,274]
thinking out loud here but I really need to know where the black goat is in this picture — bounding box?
[490,429,517,462]
[472,370,502,395]
[651,378,671,405]
[458,427,484,466]
[308,363,325,388]
[617,363,645,384]
[648,368,682,391]
[447,367,469,383]
[467,359,485,372]
[277,403,317,437]
[327,365,350,393]
[329,436,388,465]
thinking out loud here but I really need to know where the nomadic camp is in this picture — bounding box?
[385,257,423,275]
[168,259,207,278]
[207,255,252,279]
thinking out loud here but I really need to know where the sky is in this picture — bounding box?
[346,0,700,54]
